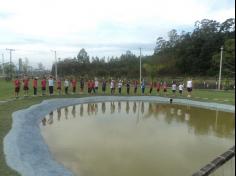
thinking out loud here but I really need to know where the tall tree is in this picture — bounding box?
[77,48,90,64]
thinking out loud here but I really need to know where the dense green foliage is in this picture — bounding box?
[52,18,235,79]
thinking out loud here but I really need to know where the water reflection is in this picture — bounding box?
[41,101,235,139]
[41,101,235,176]
[57,109,61,121]
[80,104,84,117]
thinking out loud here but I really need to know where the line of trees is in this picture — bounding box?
[52,18,235,80]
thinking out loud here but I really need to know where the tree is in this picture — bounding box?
[38,62,45,71]
[77,48,90,64]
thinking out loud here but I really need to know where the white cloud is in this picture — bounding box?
[0,0,234,68]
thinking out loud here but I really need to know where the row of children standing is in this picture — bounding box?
[14,76,191,97]
[14,76,81,97]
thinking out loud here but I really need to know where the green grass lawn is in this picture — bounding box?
[0,79,235,175]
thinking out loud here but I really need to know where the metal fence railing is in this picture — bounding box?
[192,146,235,176]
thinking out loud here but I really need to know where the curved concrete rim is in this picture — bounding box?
[3,96,235,176]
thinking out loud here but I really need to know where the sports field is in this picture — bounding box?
[0,79,235,175]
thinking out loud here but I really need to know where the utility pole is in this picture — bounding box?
[51,50,58,80]
[218,46,223,90]
[139,48,142,85]
[6,48,15,79]
[2,53,5,75]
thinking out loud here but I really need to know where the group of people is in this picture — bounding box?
[13,75,193,98]
[14,75,81,97]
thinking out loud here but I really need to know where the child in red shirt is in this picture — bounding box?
[23,76,29,97]
[87,80,92,94]
[14,76,21,98]
[163,81,167,96]
[33,77,38,96]
[156,82,161,94]
[71,79,77,94]
[41,77,47,96]
[91,80,95,94]
[57,79,62,95]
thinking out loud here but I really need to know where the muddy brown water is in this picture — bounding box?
[40,101,235,176]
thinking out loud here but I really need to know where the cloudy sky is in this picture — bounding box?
[0,0,235,69]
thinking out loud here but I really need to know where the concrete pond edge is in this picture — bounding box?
[3,96,235,176]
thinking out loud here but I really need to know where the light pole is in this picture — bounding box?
[1,53,5,75]
[51,50,58,80]
[6,48,15,79]
[218,46,223,90]
[139,48,142,84]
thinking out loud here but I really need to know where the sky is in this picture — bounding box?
[0,0,235,69]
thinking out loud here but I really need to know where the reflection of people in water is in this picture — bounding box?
[118,101,121,113]
[95,104,98,115]
[57,109,61,121]
[72,106,76,118]
[48,111,54,125]
[126,101,130,114]
[42,118,47,126]
[133,102,137,114]
[65,107,68,119]
[80,104,84,117]
[87,104,91,116]
[148,103,152,114]
[102,102,106,114]
[111,102,115,114]
[141,102,144,114]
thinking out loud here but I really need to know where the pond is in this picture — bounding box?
[40,101,235,176]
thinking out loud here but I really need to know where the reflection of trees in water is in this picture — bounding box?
[187,108,234,138]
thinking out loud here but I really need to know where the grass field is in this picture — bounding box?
[0,79,235,175]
